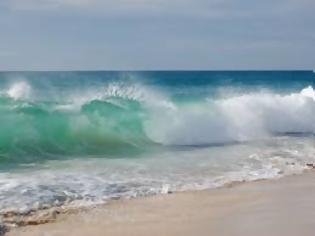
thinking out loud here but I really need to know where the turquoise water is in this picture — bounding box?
[0,71,315,215]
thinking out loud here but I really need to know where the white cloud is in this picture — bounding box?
[0,0,314,70]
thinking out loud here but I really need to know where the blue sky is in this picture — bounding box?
[0,0,314,70]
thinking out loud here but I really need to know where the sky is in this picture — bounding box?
[0,0,314,70]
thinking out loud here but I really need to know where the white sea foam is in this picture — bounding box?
[6,81,32,100]
[1,136,314,215]
[2,80,315,147]
[146,86,315,145]
[1,74,315,219]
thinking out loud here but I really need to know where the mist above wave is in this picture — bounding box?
[0,80,314,158]
[146,86,315,145]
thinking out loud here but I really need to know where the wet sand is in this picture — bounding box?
[7,171,315,236]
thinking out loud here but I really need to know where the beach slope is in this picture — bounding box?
[7,171,315,236]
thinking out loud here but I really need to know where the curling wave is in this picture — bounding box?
[0,79,315,160]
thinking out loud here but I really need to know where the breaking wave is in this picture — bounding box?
[0,79,315,160]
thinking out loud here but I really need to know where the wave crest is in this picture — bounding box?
[0,82,315,158]
[146,86,315,145]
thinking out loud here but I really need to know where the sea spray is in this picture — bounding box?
[1,76,315,158]
[0,71,314,219]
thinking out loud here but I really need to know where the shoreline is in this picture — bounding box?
[6,170,315,236]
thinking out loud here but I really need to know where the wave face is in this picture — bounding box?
[0,71,315,162]
[1,71,315,217]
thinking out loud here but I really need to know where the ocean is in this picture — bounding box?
[0,71,315,215]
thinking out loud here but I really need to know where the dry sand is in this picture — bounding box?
[7,171,315,236]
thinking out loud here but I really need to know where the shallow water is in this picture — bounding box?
[0,71,315,214]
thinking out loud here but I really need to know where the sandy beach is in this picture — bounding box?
[1,0,315,233]
[6,170,315,236]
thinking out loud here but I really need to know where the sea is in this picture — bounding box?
[0,71,315,215]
